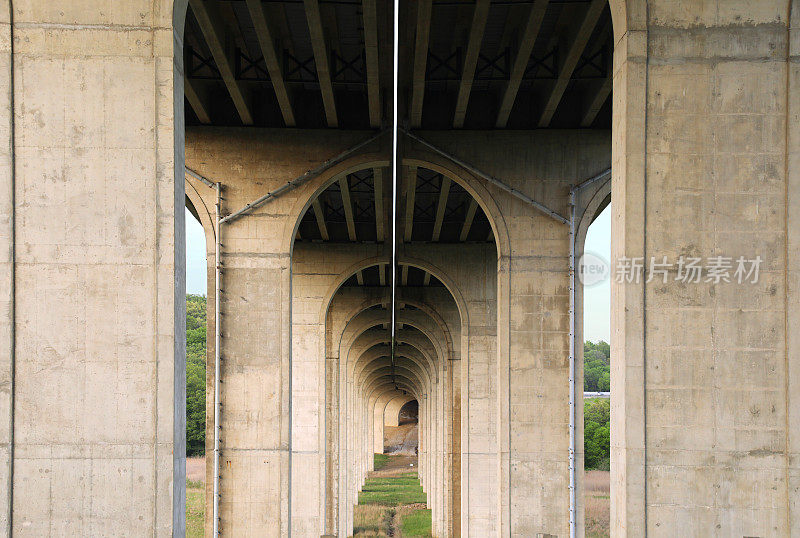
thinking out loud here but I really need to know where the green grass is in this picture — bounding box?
[358,473,426,506]
[400,508,432,537]
[186,483,204,538]
[373,453,390,470]
[354,456,429,537]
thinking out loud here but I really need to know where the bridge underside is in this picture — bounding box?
[1,0,800,537]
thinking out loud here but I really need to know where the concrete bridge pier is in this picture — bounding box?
[0,0,799,536]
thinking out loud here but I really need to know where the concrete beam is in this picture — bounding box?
[403,166,417,243]
[362,0,381,128]
[401,264,409,286]
[374,168,384,242]
[189,0,253,125]
[312,198,329,240]
[538,0,605,127]
[453,0,491,128]
[431,176,451,242]
[495,0,548,128]
[356,271,365,285]
[581,73,610,127]
[340,176,357,241]
[459,198,478,241]
[246,0,296,126]
[304,0,339,127]
[410,0,433,128]
[184,75,211,124]
[580,23,612,127]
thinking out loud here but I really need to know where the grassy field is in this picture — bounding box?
[400,508,432,536]
[352,454,431,537]
[186,479,204,538]
[585,470,610,538]
[183,456,607,537]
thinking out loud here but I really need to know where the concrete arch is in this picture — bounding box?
[401,156,509,260]
[334,294,455,367]
[372,392,413,452]
[346,332,438,384]
[368,382,421,407]
[361,366,425,394]
[357,358,430,390]
[282,152,510,260]
[354,347,434,388]
[395,258,470,330]
[168,0,650,535]
[282,154,389,255]
[185,175,217,250]
[576,177,611,254]
[343,311,447,379]
[365,377,422,402]
[385,395,416,426]
[318,257,391,326]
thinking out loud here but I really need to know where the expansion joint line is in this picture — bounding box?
[390,0,399,385]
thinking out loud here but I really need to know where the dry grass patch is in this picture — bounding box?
[353,504,389,536]
[584,470,610,538]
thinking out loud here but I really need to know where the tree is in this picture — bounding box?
[583,340,611,469]
[584,397,610,469]
[583,340,611,392]
[186,295,207,456]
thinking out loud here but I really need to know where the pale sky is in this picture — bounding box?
[186,208,207,296]
[185,204,611,343]
[582,205,610,343]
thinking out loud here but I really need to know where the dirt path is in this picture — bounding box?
[187,456,205,483]
[376,455,417,475]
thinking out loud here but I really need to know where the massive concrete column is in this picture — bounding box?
[609,2,647,534]
[0,2,11,533]
[8,2,181,535]
[625,2,795,535]
[787,4,800,534]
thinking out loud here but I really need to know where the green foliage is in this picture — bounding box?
[186,294,207,457]
[373,453,390,471]
[400,508,432,537]
[584,340,611,392]
[584,397,610,470]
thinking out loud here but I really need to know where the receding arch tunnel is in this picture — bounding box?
[285,160,497,536]
[179,0,617,536]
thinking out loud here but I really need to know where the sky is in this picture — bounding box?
[185,204,612,343]
[582,205,611,343]
[186,208,207,296]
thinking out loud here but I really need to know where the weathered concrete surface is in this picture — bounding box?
[4,1,181,536]
[0,2,12,534]
[186,127,610,537]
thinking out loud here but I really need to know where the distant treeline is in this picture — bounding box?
[583,340,610,470]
